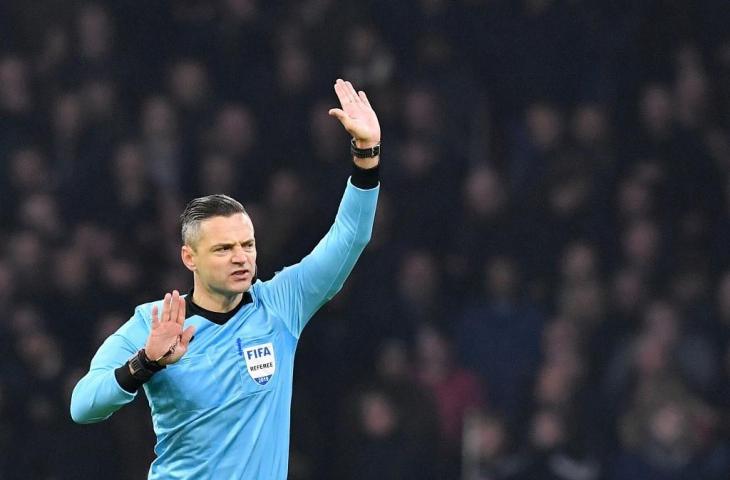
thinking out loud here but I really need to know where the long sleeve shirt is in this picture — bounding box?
[71,175,379,479]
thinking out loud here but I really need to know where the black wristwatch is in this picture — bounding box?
[127,349,165,382]
[350,138,381,158]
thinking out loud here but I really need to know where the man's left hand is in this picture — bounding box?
[329,79,381,148]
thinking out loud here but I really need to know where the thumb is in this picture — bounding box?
[180,325,196,347]
[328,108,349,124]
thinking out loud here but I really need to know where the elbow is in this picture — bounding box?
[353,228,373,250]
[70,408,91,424]
[70,404,90,424]
[70,383,100,424]
[70,394,91,424]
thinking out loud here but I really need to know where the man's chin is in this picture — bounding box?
[227,280,251,293]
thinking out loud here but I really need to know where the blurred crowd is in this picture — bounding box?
[2,0,730,479]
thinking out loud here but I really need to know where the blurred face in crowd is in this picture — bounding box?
[182,213,257,298]
[415,325,451,374]
[375,339,410,380]
[142,96,177,139]
[529,409,567,451]
[612,266,646,316]
[464,165,506,219]
[52,93,82,140]
[648,401,691,451]
[81,79,117,121]
[199,153,236,195]
[397,251,439,304]
[10,148,49,192]
[19,193,63,237]
[474,415,506,461]
[617,176,653,220]
[526,102,563,152]
[560,241,598,283]
[0,56,31,112]
[639,84,673,137]
[53,248,90,295]
[404,88,440,134]
[572,103,609,147]
[484,256,518,300]
[360,391,398,438]
[622,219,660,268]
[169,60,209,107]
[77,4,112,59]
[213,105,256,156]
[643,300,680,347]
[277,46,311,93]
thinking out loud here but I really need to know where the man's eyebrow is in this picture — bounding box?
[209,239,255,250]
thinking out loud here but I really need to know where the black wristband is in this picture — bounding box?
[351,162,380,189]
[115,362,146,393]
[114,349,165,393]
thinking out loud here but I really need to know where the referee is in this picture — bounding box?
[70,79,381,479]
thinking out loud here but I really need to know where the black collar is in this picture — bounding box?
[185,288,253,325]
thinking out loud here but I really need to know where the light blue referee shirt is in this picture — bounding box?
[71,177,379,479]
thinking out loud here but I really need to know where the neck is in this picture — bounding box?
[192,277,244,313]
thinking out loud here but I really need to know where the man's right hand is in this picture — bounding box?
[145,290,196,365]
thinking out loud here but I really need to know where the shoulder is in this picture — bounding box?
[251,268,298,295]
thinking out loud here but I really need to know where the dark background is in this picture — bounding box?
[2,1,730,479]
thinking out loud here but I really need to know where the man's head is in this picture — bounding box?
[180,194,257,297]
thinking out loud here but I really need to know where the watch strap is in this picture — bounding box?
[350,138,381,158]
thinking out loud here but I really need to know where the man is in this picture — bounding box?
[71,79,381,479]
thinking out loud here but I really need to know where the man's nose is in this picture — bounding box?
[231,246,247,264]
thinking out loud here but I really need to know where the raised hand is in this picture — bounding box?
[328,79,381,148]
[145,290,196,365]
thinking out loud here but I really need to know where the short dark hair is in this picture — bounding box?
[180,194,247,246]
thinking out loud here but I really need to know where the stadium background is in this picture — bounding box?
[2,1,730,478]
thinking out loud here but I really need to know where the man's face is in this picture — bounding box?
[183,213,257,296]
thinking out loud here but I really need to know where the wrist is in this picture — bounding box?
[139,349,165,371]
[350,138,381,160]
[127,349,165,381]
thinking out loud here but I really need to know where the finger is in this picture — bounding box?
[180,325,196,347]
[162,293,172,322]
[358,90,371,108]
[176,296,186,325]
[344,81,360,104]
[169,290,180,324]
[151,305,160,327]
[328,108,348,122]
[334,80,349,107]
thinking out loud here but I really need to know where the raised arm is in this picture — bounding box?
[259,79,381,337]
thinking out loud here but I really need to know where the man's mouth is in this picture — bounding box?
[231,269,250,280]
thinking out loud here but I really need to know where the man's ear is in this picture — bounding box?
[181,245,196,272]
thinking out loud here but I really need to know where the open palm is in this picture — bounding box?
[328,79,381,148]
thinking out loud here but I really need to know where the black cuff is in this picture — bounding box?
[115,362,146,393]
[351,162,380,189]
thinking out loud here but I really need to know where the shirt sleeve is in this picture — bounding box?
[259,177,379,338]
[70,306,151,423]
